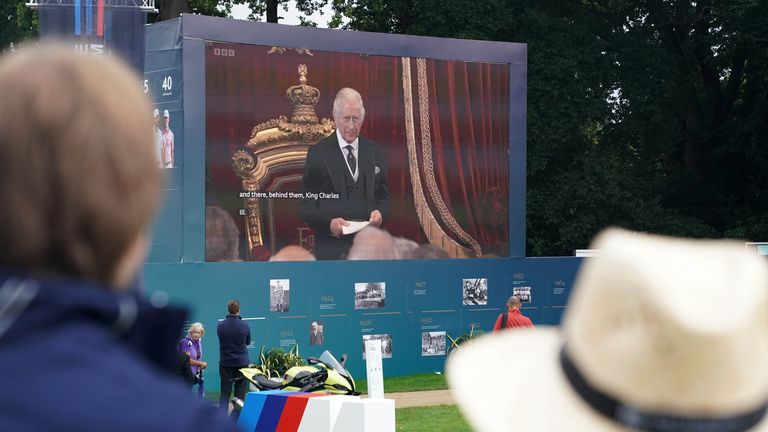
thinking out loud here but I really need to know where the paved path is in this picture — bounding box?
[374,389,455,408]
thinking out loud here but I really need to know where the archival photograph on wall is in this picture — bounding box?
[362,333,393,359]
[421,331,446,356]
[269,279,290,312]
[354,282,386,309]
[462,278,488,305]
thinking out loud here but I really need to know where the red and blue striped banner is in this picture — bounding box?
[37,1,145,73]
[73,0,104,36]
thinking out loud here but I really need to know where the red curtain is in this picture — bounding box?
[422,59,510,254]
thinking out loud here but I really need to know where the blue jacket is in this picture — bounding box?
[0,270,238,432]
[217,315,251,367]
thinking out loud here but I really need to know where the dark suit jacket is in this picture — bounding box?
[217,314,251,367]
[310,331,324,345]
[177,351,197,385]
[299,132,390,259]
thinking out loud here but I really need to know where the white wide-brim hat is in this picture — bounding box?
[448,228,768,432]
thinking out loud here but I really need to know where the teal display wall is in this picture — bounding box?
[144,257,581,390]
[143,16,583,393]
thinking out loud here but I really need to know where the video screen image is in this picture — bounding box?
[205,41,511,261]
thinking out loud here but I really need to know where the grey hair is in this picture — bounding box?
[347,226,396,260]
[332,87,365,118]
[393,237,419,259]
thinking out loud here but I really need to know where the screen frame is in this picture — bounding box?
[180,14,527,262]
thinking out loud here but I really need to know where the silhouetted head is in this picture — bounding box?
[0,45,161,289]
[270,245,316,262]
[347,227,396,260]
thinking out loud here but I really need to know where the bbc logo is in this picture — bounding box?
[213,48,236,57]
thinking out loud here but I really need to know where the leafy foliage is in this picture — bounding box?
[1,0,38,52]
[338,0,768,254]
[188,0,231,17]
[248,345,305,379]
[447,323,484,354]
[166,0,337,25]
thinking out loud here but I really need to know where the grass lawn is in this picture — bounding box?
[396,404,471,431]
[355,372,448,394]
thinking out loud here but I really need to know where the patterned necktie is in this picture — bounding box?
[345,145,356,175]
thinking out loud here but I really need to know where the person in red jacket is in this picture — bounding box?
[493,296,533,331]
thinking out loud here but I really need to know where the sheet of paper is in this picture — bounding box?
[342,220,370,235]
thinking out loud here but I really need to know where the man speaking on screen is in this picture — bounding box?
[299,88,390,260]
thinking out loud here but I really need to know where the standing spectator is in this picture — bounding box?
[178,322,207,397]
[217,300,251,417]
[275,281,286,312]
[492,296,533,332]
[0,45,236,432]
[153,108,163,168]
[160,109,174,168]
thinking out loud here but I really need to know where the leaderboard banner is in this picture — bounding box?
[144,20,184,262]
[37,1,146,73]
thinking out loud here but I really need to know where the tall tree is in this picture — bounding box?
[584,0,768,242]
[154,0,331,24]
[153,0,230,22]
[1,0,37,51]
[337,0,768,255]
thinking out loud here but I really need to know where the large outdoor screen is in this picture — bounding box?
[205,41,511,261]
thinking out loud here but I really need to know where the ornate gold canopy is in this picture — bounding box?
[232,64,334,254]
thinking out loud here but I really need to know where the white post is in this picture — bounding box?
[364,339,384,399]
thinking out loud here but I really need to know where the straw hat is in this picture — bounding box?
[448,228,768,432]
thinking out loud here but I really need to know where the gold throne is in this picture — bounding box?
[232,65,334,257]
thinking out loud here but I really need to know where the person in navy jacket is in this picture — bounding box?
[0,46,237,432]
[217,299,251,415]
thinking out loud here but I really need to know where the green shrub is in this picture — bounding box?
[447,323,484,354]
[248,345,305,379]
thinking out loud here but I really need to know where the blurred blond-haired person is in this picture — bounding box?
[0,46,237,432]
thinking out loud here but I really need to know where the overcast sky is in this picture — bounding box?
[231,3,334,27]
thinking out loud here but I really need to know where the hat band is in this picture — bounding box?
[560,347,767,432]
